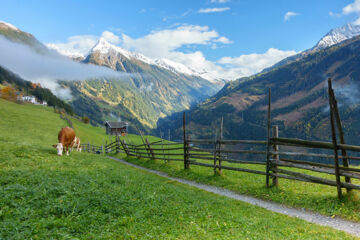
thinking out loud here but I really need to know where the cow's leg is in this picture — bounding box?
[66,146,69,156]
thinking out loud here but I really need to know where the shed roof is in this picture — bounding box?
[104,120,128,128]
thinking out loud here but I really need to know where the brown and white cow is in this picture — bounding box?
[52,127,75,156]
[70,136,82,152]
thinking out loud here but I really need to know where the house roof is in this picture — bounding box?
[104,120,128,128]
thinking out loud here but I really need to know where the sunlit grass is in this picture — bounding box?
[115,134,360,222]
[0,98,358,239]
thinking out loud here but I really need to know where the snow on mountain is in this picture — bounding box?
[0,21,19,31]
[90,37,155,65]
[154,58,198,76]
[313,23,360,50]
[88,38,224,84]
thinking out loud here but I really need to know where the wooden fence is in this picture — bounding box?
[59,113,73,128]
[80,78,360,198]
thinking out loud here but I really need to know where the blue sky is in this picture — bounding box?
[1,0,359,80]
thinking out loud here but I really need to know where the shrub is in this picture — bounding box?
[0,86,17,102]
[82,116,90,124]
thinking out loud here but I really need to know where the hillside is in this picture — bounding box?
[0,22,220,132]
[1,99,355,239]
[0,65,73,114]
[158,35,360,144]
[0,21,49,53]
[72,38,220,129]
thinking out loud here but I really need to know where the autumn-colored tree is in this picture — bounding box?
[0,86,17,101]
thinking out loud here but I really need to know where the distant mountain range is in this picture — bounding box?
[262,22,360,73]
[2,20,360,138]
[0,21,220,132]
[158,30,360,144]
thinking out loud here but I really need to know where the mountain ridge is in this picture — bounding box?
[0,21,220,132]
[262,22,360,74]
[157,34,360,144]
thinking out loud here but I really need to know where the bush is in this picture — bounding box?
[0,86,17,102]
[82,116,90,124]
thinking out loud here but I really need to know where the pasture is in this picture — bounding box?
[112,134,360,223]
[0,99,358,239]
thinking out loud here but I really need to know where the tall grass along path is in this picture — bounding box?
[108,156,360,237]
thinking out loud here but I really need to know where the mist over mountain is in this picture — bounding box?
[0,21,220,132]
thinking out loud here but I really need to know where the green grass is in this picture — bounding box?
[0,99,358,239]
[114,135,360,223]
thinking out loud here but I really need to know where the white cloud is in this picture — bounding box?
[101,31,121,44]
[343,0,360,15]
[121,25,296,80]
[214,36,233,44]
[211,0,230,3]
[0,36,129,99]
[47,24,297,81]
[121,25,222,57]
[341,0,360,25]
[47,31,121,57]
[46,35,98,57]
[198,7,230,13]
[354,17,360,25]
[218,48,297,77]
[284,12,300,22]
[328,11,341,17]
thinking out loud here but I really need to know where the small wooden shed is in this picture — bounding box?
[104,120,128,136]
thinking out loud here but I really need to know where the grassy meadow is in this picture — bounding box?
[114,132,360,223]
[0,98,358,239]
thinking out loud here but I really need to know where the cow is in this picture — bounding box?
[71,136,82,152]
[52,127,75,156]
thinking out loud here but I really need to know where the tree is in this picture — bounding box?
[0,86,17,101]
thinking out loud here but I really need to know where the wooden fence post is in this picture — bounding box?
[183,112,189,169]
[213,131,218,175]
[88,141,90,153]
[266,88,272,188]
[218,117,223,175]
[329,79,351,192]
[272,125,279,186]
[328,78,342,199]
[136,125,150,158]
[146,138,155,160]
[186,135,190,169]
[116,136,119,154]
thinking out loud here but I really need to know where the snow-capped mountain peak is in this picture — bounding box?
[0,21,19,31]
[90,37,155,65]
[313,23,360,50]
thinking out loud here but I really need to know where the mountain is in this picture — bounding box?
[262,23,360,74]
[0,22,220,132]
[0,65,73,114]
[313,23,360,50]
[158,35,360,144]
[69,38,220,130]
[0,21,48,53]
[83,37,224,85]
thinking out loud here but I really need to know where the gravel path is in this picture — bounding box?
[108,156,360,237]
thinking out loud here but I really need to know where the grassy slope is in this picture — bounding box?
[0,99,357,239]
[114,135,360,222]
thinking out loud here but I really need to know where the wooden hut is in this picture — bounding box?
[104,120,128,136]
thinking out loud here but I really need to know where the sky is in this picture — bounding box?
[1,0,360,80]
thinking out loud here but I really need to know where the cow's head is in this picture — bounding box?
[52,143,63,156]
